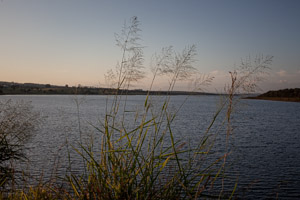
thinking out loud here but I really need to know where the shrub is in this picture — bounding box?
[0,100,39,189]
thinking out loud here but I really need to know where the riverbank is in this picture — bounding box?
[245,88,300,102]
[245,96,300,102]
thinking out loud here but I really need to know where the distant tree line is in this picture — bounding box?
[259,88,300,98]
[0,81,212,95]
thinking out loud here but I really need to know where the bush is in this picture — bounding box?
[0,100,39,188]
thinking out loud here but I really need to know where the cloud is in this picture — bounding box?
[279,80,288,84]
[209,70,227,77]
[210,70,220,75]
[276,70,287,77]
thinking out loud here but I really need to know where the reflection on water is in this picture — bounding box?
[1,95,300,199]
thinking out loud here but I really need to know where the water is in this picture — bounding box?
[1,95,300,199]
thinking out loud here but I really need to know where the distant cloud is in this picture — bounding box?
[276,70,287,77]
[209,70,227,77]
[279,80,288,84]
[210,70,220,75]
[271,69,300,88]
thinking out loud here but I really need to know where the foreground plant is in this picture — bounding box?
[63,17,272,200]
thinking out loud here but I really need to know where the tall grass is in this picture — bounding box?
[62,17,272,199]
[0,17,272,199]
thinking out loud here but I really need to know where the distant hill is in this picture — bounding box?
[0,81,215,96]
[246,88,300,102]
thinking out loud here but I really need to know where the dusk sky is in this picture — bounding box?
[1,0,300,92]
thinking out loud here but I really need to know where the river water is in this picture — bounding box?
[1,95,300,199]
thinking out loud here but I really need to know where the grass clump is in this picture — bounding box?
[63,17,272,199]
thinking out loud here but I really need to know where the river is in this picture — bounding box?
[1,95,299,199]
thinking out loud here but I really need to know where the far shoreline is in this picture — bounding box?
[245,96,300,103]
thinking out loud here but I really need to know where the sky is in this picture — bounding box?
[0,0,300,92]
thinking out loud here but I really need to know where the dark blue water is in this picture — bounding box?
[1,95,299,199]
[231,99,300,199]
